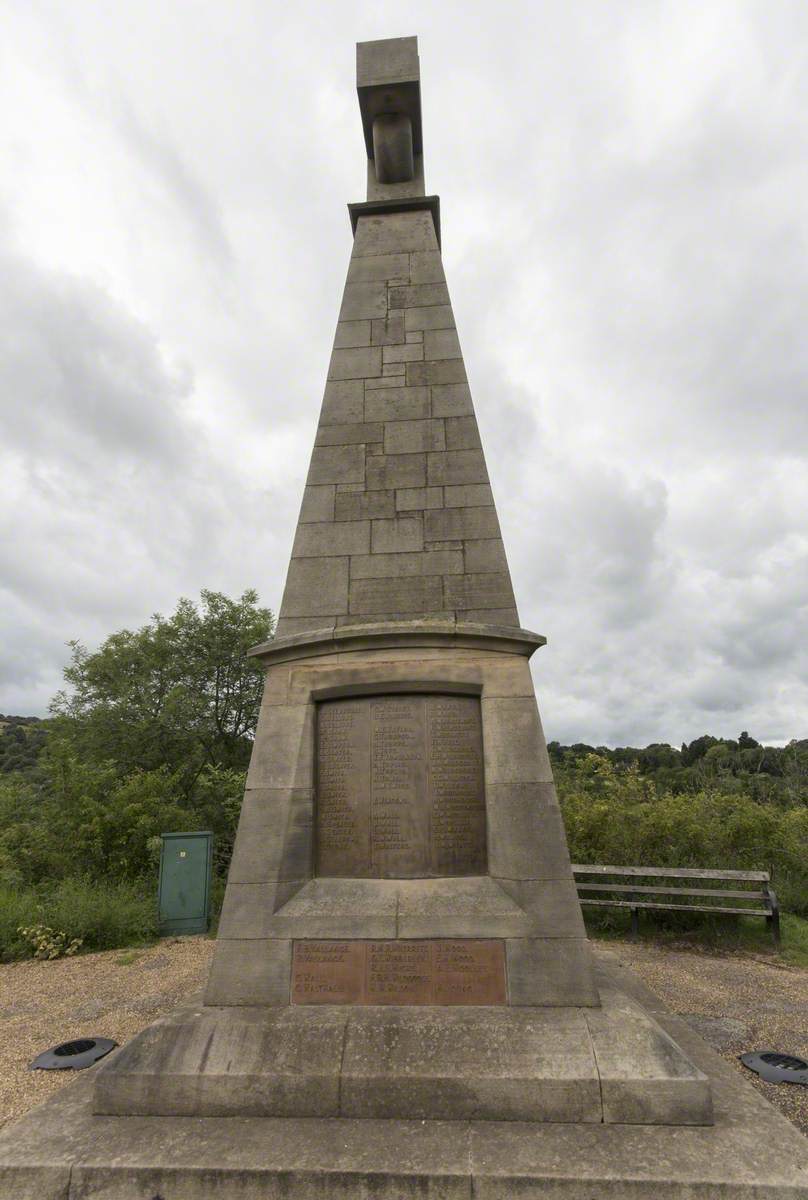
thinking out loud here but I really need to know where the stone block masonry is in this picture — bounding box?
[276,208,519,636]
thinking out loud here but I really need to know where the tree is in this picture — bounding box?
[50,590,274,791]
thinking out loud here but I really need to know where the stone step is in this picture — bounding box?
[92,983,711,1126]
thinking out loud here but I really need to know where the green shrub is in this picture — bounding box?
[17,924,83,959]
[558,755,808,916]
[0,878,158,961]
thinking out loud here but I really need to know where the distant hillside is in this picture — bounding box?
[549,732,808,806]
[0,717,48,775]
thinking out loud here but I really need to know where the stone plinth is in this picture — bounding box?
[203,622,600,1012]
[93,980,711,1125]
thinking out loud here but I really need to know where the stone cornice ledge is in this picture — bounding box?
[248,620,546,665]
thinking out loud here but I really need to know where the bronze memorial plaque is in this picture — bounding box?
[316,694,486,877]
[291,940,506,1005]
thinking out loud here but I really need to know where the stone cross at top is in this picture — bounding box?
[357,37,425,201]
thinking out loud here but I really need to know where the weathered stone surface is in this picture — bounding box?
[334,320,371,348]
[371,516,424,552]
[270,880,399,939]
[335,489,396,520]
[364,385,430,422]
[406,358,467,386]
[278,557,349,617]
[384,342,424,363]
[340,1006,599,1121]
[585,985,713,1126]
[396,878,533,939]
[445,416,482,450]
[315,422,383,446]
[350,550,463,579]
[396,485,443,510]
[410,249,445,283]
[405,304,455,331]
[428,449,489,486]
[487,781,574,880]
[95,1006,347,1118]
[298,484,336,523]
[497,878,587,938]
[464,607,520,625]
[444,573,515,611]
[385,418,445,453]
[347,251,410,281]
[320,378,365,424]
[425,328,462,360]
[205,938,292,1005]
[506,938,599,1007]
[328,346,382,380]
[349,575,443,614]
[389,282,450,308]
[371,311,405,344]
[432,382,474,416]
[365,373,410,388]
[227,788,313,885]
[424,506,501,541]
[481,697,554,784]
[339,281,388,320]
[246,703,315,790]
[6,1018,808,1199]
[307,443,365,485]
[464,538,508,571]
[293,520,370,558]
[366,452,427,489]
[353,210,439,255]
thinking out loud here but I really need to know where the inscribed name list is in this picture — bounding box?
[291,939,506,1005]
[317,694,486,877]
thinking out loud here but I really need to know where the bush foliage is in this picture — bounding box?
[556,754,808,915]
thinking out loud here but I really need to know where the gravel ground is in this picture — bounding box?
[0,935,805,1134]
[0,936,214,1129]
[599,937,808,1134]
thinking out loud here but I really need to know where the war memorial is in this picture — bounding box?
[0,35,805,1200]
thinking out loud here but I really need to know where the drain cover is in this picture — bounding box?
[30,1037,118,1071]
[740,1051,808,1086]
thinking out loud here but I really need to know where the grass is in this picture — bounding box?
[583,908,808,969]
[0,878,159,961]
[114,949,145,966]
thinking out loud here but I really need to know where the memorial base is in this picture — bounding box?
[92,978,711,1126]
[2,959,806,1200]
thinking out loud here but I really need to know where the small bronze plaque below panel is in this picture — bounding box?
[291,940,506,1006]
[316,694,486,878]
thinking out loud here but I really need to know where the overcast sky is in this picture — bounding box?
[2,0,806,746]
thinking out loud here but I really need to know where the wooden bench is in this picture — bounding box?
[571,864,781,946]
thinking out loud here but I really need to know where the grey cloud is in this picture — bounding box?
[113,98,235,272]
[0,248,192,468]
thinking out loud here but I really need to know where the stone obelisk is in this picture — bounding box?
[202,34,598,1013]
[87,42,718,1131]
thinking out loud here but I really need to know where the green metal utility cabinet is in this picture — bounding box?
[157,831,213,935]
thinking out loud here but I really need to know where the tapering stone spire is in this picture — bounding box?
[276,39,518,636]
